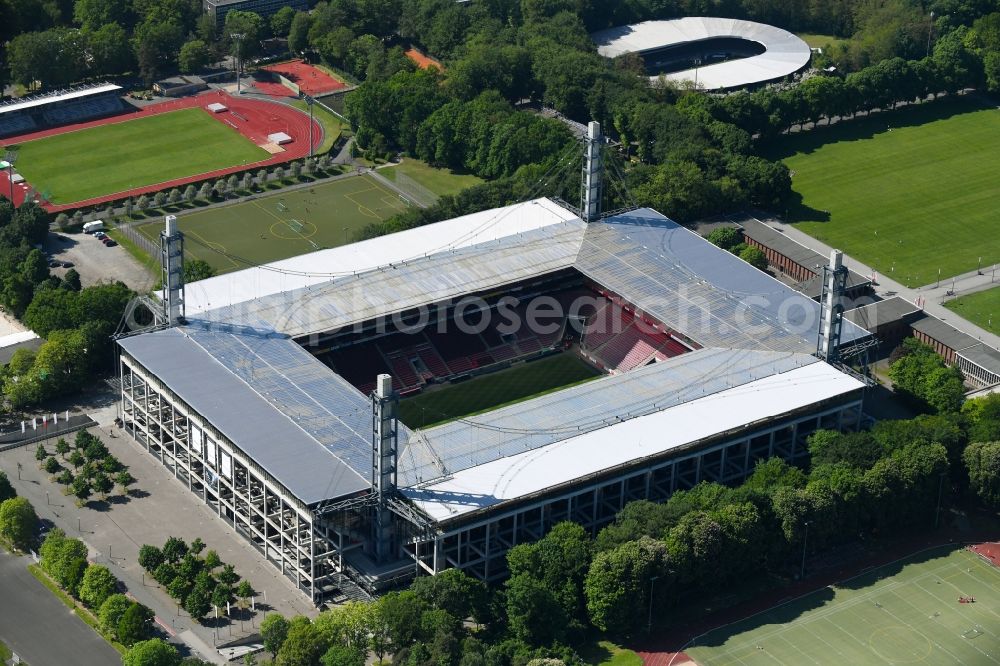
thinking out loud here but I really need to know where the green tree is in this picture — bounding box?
[162,536,188,563]
[79,564,117,609]
[55,437,70,458]
[73,0,131,31]
[35,444,48,463]
[69,449,85,469]
[212,583,232,611]
[288,11,312,54]
[116,469,136,494]
[71,474,91,504]
[185,586,211,621]
[203,549,221,570]
[270,5,295,36]
[585,537,670,636]
[276,616,327,666]
[504,573,565,646]
[133,19,184,84]
[92,471,114,499]
[965,441,1000,510]
[706,226,742,251]
[320,644,365,666]
[123,638,181,666]
[410,567,488,623]
[44,456,60,474]
[0,470,14,502]
[261,613,290,658]
[88,22,134,76]
[99,593,132,638]
[0,497,37,550]
[138,544,164,572]
[178,39,211,74]
[184,259,216,283]
[118,602,155,646]
[236,579,255,607]
[739,245,768,271]
[217,563,238,586]
[224,10,264,60]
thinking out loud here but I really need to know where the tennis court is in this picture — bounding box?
[136,174,410,273]
[684,545,1000,665]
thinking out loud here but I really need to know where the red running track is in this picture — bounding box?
[256,59,346,98]
[0,90,322,212]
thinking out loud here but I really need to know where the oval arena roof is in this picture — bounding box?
[591,18,812,90]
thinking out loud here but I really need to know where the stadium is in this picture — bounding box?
[592,18,812,90]
[0,83,321,211]
[116,124,870,603]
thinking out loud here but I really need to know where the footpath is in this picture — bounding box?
[758,214,1000,351]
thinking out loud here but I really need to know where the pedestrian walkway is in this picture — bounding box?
[761,215,1000,351]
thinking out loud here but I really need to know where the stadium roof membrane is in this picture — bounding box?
[591,18,811,90]
[125,199,869,509]
[0,83,123,115]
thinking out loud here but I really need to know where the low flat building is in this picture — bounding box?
[204,0,307,29]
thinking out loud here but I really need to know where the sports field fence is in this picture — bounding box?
[118,222,160,259]
[388,171,437,208]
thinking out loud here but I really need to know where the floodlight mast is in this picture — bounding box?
[160,215,185,325]
[580,121,603,222]
[230,33,246,95]
[371,374,398,563]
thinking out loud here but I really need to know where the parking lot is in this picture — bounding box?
[44,229,155,291]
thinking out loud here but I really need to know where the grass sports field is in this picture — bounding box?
[11,108,266,204]
[137,173,409,273]
[685,546,1000,665]
[768,97,1000,285]
[382,158,483,198]
[398,354,601,428]
[945,286,1000,334]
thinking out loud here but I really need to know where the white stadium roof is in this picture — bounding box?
[592,18,811,90]
[119,198,872,508]
[403,352,864,522]
[0,83,122,116]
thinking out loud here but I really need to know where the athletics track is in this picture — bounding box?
[0,90,322,213]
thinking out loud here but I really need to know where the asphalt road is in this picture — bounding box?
[0,551,121,666]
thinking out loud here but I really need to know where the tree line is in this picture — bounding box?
[243,386,1000,666]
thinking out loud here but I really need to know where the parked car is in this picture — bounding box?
[94,231,107,239]
[61,261,75,268]
[104,240,118,247]
[48,259,60,268]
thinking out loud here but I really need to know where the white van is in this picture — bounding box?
[83,220,105,233]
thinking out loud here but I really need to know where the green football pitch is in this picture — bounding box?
[10,108,267,204]
[767,97,1000,286]
[685,546,1000,665]
[945,286,1000,335]
[137,174,410,273]
[398,354,602,428]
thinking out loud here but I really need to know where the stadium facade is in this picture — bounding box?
[592,18,812,90]
[118,195,870,603]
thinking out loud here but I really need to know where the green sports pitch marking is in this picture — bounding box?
[685,546,1000,665]
[136,174,407,273]
[10,108,267,204]
[398,354,602,429]
[767,97,1000,286]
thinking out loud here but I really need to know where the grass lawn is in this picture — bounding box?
[944,286,1000,334]
[381,158,483,199]
[766,96,1000,286]
[686,546,1000,665]
[795,33,850,50]
[9,108,267,205]
[288,97,344,154]
[398,353,602,428]
[579,640,643,666]
[136,173,409,273]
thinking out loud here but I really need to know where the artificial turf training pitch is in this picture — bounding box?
[685,545,1000,666]
[138,173,410,273]
[398,354,602,428]
[768,96,1000,286]
[9,108,267,205]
